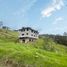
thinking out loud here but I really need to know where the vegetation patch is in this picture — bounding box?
[0,29,67,67]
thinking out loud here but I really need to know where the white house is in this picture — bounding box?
[19,27,39,43]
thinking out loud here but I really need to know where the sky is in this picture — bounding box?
[0,0,67,34]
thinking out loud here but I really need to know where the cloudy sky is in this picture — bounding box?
[0,0,67,34]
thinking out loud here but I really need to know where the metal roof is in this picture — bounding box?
[19,27,39,33]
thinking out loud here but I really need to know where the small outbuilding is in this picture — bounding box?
[19,27,39,43]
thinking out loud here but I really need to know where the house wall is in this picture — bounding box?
[19,29,39,39]
[19,38,36,43]
[25,38,29,43]
[19,28,39,43]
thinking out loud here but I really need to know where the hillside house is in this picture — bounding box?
[19,27,39,43]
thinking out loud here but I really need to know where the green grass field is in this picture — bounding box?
[0,29,67,67]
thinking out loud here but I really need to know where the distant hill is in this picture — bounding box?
[0,29,67,67]
[39,34,67,46]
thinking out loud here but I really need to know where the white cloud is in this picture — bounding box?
[41,0,64,17]
[41,6,55,17]
[53,17,64,24]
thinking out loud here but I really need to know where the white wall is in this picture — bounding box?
[19,29,39,39]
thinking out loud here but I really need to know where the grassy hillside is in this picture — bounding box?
[0,29,67,67]
[0,29,18,42]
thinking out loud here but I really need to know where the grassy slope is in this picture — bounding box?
[0,29,67,67]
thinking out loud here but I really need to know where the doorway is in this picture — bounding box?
[23,39,25,43]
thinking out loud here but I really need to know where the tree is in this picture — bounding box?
[2,26,9,30]
[63,32,67,36]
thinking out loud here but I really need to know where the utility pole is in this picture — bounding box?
[0,21,3,28]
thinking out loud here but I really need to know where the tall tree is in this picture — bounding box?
[63,32,67,36]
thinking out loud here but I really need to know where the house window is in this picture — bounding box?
[22,34,24,36]
[26,33,28,35]
[27,28,29,31]
[31,34,33,36]
[31,30,33,32]
[34,35,35,37]
[22,29,25,31]
[34,31,35,33]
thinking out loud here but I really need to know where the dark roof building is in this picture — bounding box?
[19,27,39,43]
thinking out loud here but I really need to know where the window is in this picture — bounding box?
[34,31,35,33]
[26,33,28,35]
[27,28,29,31]
[31,34,33,36]
[22,29,25,31]
[31,30,33,32]
[22,34,24,36]
[34,35,35,37]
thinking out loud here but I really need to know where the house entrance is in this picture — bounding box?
[23,39,25,43]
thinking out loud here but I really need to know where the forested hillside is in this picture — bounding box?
[39,34,67,46]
